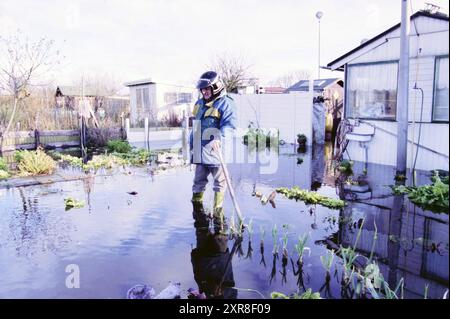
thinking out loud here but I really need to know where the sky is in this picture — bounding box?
[0,0,449,92]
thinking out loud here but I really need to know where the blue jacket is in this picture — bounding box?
[189,90,237,166]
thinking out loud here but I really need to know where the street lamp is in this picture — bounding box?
[316,11,323,79]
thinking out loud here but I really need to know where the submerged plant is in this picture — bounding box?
[272,224,278,256]
[271,289,321,299]
[64,197,85,210]
[281,224,289,258]
[320,249,335,273]
[294,233,310,264]
[276,186,345,210]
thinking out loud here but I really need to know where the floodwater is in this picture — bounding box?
[0,144,448,299]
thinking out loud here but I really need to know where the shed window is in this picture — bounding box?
[433,56,449,122]
[346,62,398,120]
[136,88,143,113]
[164,92,178,105]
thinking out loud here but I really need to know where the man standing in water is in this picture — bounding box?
[190,71,236,230]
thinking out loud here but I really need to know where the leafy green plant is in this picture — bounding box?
[276,186,345,209]
[243,127,279,150]
[390,172,449,214]
[14,149,56,176]
[114,148,150,165]
[64,198,85,210]
[338,160,353,175]
[106,139,132,153]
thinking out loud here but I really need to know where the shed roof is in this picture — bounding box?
[327,10,449,70]
[123,78,155,87]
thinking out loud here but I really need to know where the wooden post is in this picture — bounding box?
[144,117,149,150]
[182,110,190,163]
[125,118,130,142]
[34,129,40,150]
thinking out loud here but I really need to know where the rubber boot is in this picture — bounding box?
[192,192,208,228]
[213,192,227,234]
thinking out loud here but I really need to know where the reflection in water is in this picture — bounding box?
[190,222,239,299]
[259,242,266,267]
[291,258,309,293]
[0,146,448,299]
[5,188,72,257]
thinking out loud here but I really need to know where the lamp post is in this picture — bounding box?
[316,11,323,79]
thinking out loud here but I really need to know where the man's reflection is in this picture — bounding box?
[190,215,239,299]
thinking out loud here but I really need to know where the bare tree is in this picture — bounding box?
[270,69,311,88]
[0,32,59,151]
[207,53,252,93]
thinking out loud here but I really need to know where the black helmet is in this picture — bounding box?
[196,71,224,96]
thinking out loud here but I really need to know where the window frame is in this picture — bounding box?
[431,55,449,123]
[344,60,399,122]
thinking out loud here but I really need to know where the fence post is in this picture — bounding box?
[125,118,130,141]
[144,117,149,150]
[182,110,190,163]
[34,129,40,150]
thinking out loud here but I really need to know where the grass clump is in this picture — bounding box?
[14,149,56,176]
[276,186,345,209]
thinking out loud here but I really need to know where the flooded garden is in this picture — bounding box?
[0,142,448,299]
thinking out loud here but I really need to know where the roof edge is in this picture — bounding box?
[327,10,449,69]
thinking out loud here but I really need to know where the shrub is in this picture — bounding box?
[14,149,56,176]
[0,157,8,171]
[106,139,132,153]
[243,127,279,150]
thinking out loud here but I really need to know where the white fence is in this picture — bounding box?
[230,90,314,145]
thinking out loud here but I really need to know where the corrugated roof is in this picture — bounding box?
[286,78,341,92]
[123,78,155,87]
[56,86,98,97]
